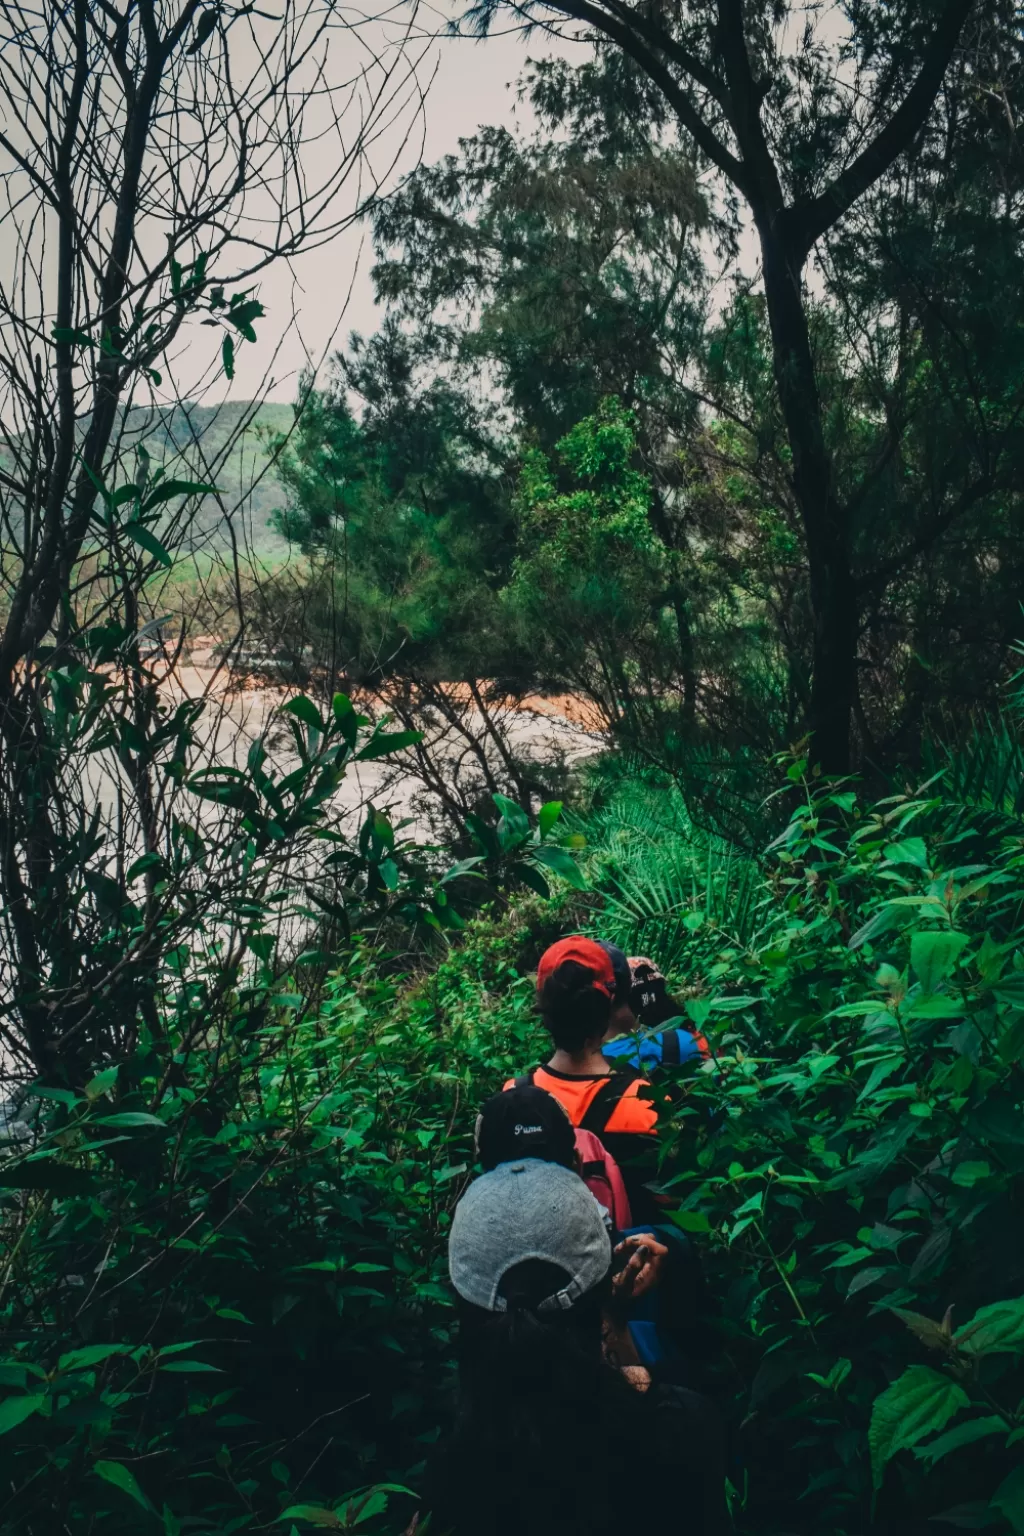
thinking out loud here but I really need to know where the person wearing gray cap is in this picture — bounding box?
[419,1159,728,1536]
[448,1156,614,1316]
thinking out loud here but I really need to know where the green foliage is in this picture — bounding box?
[1,962,452,1532]
[588,758,1024,1532]
[572,763,768,970]
[263,350,519,692]
[362,18,1024,770]
[464,792,586,901]
[10,717,1024,1533]
[5,665,460,1082]
[0,881,570,1533]
[504,400,670,695]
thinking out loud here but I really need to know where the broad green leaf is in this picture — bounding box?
[992,1464,1024,1535]
[911,930,968,994]
[222,333,235,379]
[0,1367,34,1388]
[951,1161,991,1187]
[915,1416,1007,1465]
[512,860,549,898]
[998,1014,1024,1065]
[159,1360,222,1373]
[58,1344,130,1372]
[84,1067,118,1101]
[332,691,358,747]
[857,1055,904,1102]
[228,297,265,339]
[0,1394,46,1435]
[141,479,216,510]
[709,995,760,1014]
[96,1112,166,1129]
[283,695,324,733]
[846,1267,889,1297]
[370,810,395,849]
[955,1296,1024,1356]
[868,1365,969,1488]
[350,1489,388,1524]
[883,837,929,869]
[829,1001,884,1018]
[493,793,529,845]
[850,903,905,950]
[52,325,95,347]
[123,521,172,568]
[84,870,128,917]
[126,851,164,882]
[465,812,500,859]
[828,1246,873,1268]
[530,844,587,889]
[94,1459,154,1511]
[26,1083,78,1106]
[891,1307,951,1352]
[438,855,485,886]
[669,1210,712,1233]
[355,729,423,762]
[537,799,563,838]
[905,996,965,1021]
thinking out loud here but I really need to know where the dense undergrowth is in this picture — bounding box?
[4,738,1024,1534]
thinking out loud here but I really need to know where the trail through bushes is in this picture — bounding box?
[3,751,1024,1534]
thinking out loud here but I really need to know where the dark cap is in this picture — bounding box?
[476,1084,576,1172]
[598,941,632,1007]
[628,954,667,1016]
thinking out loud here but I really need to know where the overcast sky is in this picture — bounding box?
[219,22,584,406]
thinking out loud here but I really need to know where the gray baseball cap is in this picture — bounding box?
[449,1159,612,1314]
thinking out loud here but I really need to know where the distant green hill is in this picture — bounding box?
[116,398,296,557]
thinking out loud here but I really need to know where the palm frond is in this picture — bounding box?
[571,768,771,972]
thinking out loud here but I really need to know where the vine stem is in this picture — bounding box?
[754,1218,818,1343]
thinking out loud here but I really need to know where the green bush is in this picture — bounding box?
[1,955,448,1533]
[6,745,1024,1535]
[0,875,580,1535]
[598,762,1024,1534]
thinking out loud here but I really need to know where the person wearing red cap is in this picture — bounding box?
[502,935,715,1377]
[506,935,662,1223]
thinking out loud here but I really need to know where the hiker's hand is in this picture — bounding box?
[612,1233,668,1300]
[602,1314,640,1370]
[621,1365,652,1393]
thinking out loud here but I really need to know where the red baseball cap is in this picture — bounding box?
[536,936,616,999]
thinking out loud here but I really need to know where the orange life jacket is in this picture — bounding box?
[502,1064,658,1138]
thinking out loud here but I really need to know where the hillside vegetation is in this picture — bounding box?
[117,400,293,556]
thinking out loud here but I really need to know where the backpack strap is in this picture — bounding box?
[513,1072,535,1090]
[660,1029,681,1066]
[578,1075,633,1136]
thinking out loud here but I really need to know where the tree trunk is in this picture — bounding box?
[647,484,698,733]
[757,221,858,774]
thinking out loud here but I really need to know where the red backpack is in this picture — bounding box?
[572,1126,633,1231]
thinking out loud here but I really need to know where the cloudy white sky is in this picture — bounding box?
[221,20,586,405]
